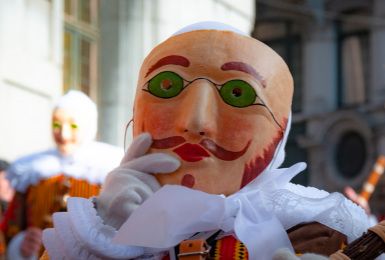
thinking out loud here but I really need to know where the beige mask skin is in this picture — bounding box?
[133,29,293,195]
[52,108,81,156]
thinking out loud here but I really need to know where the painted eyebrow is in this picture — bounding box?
[145,55,190,77]
[221,61,266,88]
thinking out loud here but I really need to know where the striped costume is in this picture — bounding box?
[2,175,101,237]
[1,142,123,258]
[209,236,248,260]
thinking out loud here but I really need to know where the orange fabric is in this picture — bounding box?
[26,174,101,228]
[0,175,100,257]
[39,250,50,260]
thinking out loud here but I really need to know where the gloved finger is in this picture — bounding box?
[104,167,161,192]
[104,169,160,192]
[103,193,140,230]
[121,133,152,164]
[100,172,157,229]
[127,170,161,191]
[120,153,180,174]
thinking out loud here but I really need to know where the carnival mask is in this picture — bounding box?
[133,29,293,195]
[52,90,97,156]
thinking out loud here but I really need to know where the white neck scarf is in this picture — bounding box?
[112,163,305,260]
[113,161,368,259]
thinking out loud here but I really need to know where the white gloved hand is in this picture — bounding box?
[96,133,180,229]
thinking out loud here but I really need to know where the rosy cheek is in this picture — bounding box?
[142,106,177,136]
[52,130,61,138]
[215,114,255,149]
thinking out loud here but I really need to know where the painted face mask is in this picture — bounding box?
[52,90,97,156]
[133,27,293,195]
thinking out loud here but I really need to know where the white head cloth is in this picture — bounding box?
[172,21,248,36]
[54,90,98,143]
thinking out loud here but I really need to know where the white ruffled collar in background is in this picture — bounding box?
[7,141,123,192]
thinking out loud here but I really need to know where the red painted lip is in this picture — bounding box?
[173,143,210,162]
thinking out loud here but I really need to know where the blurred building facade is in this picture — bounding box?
[0,0,63,160]
[253,0,385,214]
[0,0,254,160]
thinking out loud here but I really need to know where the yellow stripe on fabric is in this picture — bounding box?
[26,175,101,229]
[213,238,222,260]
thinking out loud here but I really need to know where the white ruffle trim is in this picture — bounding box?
[44,181,370,259]
[7,142,123,192]
[43,197,147,259]
[267,183,369,242]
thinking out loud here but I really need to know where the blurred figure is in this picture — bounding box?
[0,90,123,260]
[0,159,13,214]
[0,159,13,260]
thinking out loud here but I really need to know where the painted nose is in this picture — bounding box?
[177,79,218,137]
[59,123,73,141]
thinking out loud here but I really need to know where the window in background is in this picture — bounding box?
[253,18,307,185]
[253,20,303,113]
[63,0,99,99]
[335,130,367,180]
[336,16,370,108]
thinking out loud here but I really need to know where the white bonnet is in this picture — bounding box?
[54,90,98,143]
[172,21,248,36]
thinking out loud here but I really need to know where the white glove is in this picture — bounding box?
[96,132,180,229]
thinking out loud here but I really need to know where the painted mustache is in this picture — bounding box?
[151,136,250,161]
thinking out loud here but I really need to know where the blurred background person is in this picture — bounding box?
[0,90,123,260]
[0,159,13,260]
[0,159,13,215]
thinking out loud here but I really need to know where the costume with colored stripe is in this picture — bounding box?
[1,91,123,259]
